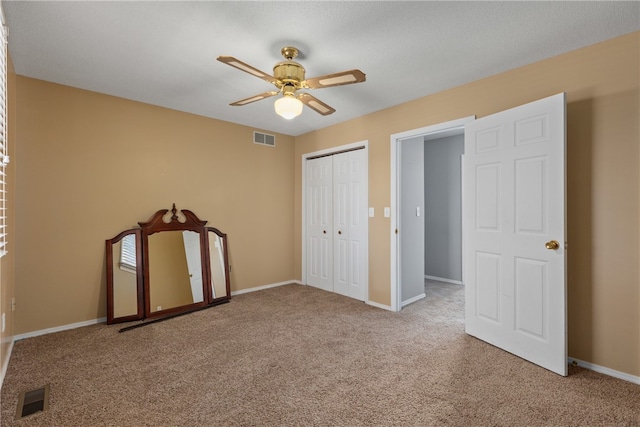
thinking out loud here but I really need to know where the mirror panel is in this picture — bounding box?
[106,229,143,324]
[112,234,139,317]
[148,230,205,314]
[208,230,229,300]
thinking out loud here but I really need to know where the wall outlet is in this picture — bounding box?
[156,306,162,311]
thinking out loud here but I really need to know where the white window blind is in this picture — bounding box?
[119,234,137,271]
[0,24,8,258]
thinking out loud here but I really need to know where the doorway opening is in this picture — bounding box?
[390,116,474,312]
[423,132,464,286]
[391,95,567,375]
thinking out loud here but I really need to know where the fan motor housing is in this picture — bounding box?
[274,61,305,88]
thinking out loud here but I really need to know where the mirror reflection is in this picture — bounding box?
[208,231,227,299]
[148,230,205,313]
[111,234,138,318]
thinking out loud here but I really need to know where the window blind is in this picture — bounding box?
[119,234,137,271]
[0,24,8,258]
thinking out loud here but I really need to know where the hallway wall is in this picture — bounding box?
[424,134,464,283]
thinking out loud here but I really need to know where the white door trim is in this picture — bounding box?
[390,117,475,312]
[302,141,369,302]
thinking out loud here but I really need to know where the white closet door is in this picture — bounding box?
[333,150,368,301]
[306,156,333,292]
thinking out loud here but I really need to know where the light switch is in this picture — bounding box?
[384,207,390,218]
[368,207,375,218]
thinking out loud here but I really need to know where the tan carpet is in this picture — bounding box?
[1,281,639,426]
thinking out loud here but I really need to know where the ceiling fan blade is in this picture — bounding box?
[230,91,279,106]
[303,69,366,89]
[217,56,279,86]
[298,93,336,116]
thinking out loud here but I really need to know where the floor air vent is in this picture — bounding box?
[16,384,50,420]
[254,131,275,147]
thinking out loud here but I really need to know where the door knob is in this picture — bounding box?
[338,230,342,235]
[545,240,560,250]
[323,230,326,234]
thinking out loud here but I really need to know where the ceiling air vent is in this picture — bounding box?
[253,131,275,147]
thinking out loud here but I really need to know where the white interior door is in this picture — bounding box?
[333,150,368,301]
[306,156,333,292]
[463,93,567,375]
[182,230,204,303]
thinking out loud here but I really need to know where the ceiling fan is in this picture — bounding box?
[217,46,366,119]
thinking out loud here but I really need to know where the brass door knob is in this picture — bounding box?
[545,240,560,250]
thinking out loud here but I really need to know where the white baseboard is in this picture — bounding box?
[14,317,107,342]
[366,300,393,311]
[425,275,463,285]
[401,292,427,307]
[568,357,640,385]
[0,338,14,390]
[235,281,397,314]
[4,293,639,389]
[230,280,298,296]
[13,282,300,341]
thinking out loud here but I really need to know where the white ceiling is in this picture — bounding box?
[2,1,639,136]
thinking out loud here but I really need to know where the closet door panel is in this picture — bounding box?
[346,150,368,301]
[306,148,367,302]
[306,156,333,292]
[333,150,368,301]
[333,153,350,296]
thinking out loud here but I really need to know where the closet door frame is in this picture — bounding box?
[302,140,369,302]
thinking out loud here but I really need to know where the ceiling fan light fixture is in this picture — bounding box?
[218,45,365,118]
[274,95,303,120]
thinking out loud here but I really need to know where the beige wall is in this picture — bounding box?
[14,77,295,334]
[7,32,639,379]
[294,32,640,376]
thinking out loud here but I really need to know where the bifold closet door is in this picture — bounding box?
[306,149,367,301]
[333,150,367,301]
[306,156,333,292]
